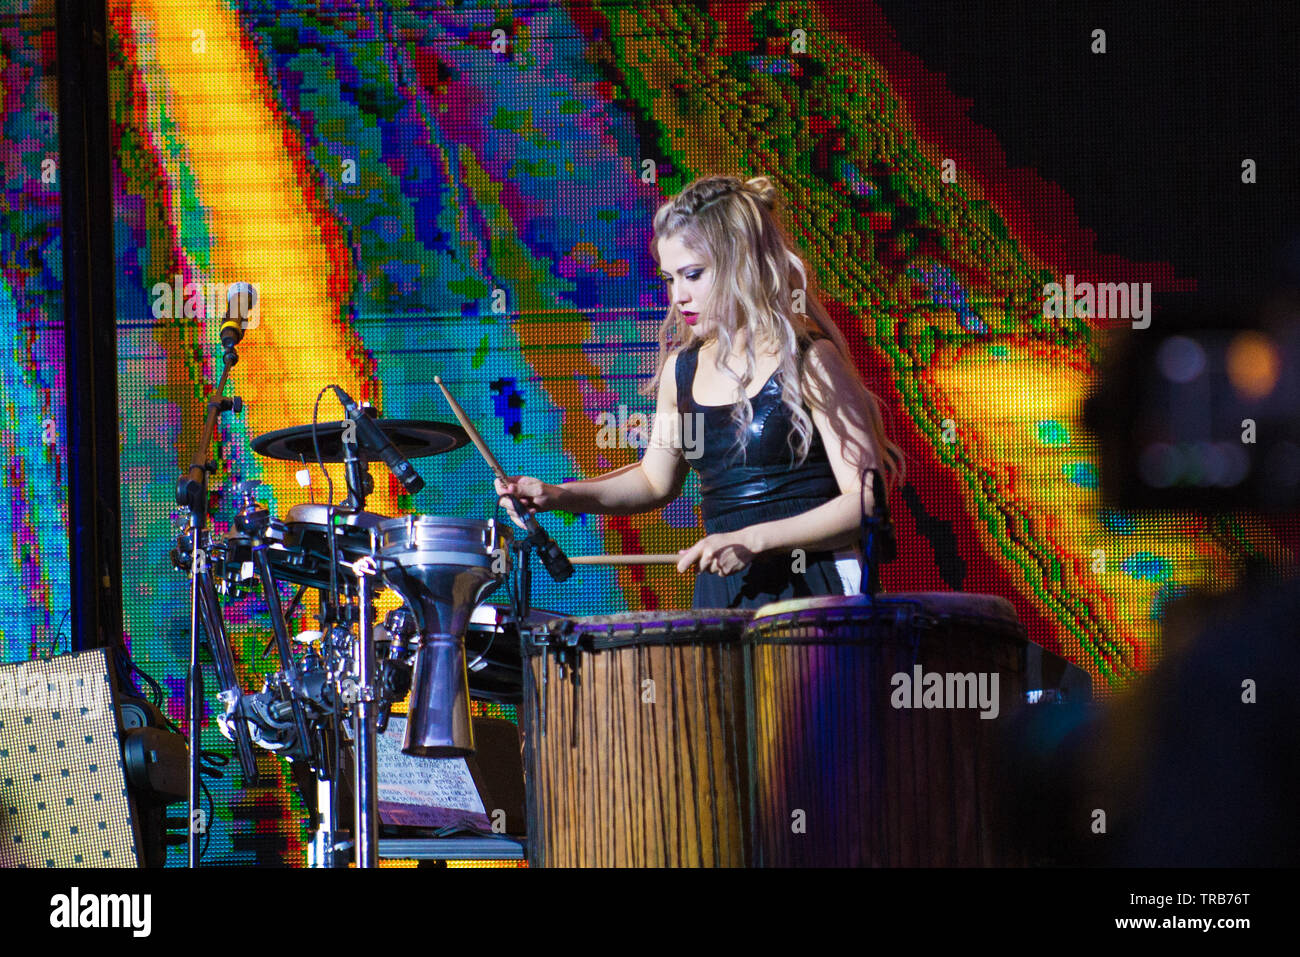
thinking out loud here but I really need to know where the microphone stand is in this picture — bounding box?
[508,524,534,623]
[174,340,258,867]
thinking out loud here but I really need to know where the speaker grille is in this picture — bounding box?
[0,648,140,867]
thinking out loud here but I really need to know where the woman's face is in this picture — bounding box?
[657,234,715,340]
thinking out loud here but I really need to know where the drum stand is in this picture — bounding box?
[304,696,351,869]
[198,410,388,869]
[308,777,339,868]
[233,484,361,868]
[351,556,381,867]
[306,420,383,867]
[181,386,516,868]
[302,564,380,869]
[174,341,260,867]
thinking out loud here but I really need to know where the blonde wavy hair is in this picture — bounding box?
[644,173,906,491]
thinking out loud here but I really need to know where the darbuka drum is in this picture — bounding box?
[745,592,1029,867]
[376,515,510,758]
[521,610,754,867]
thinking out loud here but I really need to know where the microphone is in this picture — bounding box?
[521,510,574,582]
[329,385,426,494]
[219,282,259,349]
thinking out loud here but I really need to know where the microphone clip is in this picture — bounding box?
[330,385,426,496]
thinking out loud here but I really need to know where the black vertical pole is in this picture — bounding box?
[56,0,123,652]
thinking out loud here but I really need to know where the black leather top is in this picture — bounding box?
[676,339,841,535]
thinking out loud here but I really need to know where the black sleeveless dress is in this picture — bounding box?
[676,338,861,609]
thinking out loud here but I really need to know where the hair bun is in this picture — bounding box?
[743,176,778,210]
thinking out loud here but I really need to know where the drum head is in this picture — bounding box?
[537,609,754,653]
[747,591,1024,643]
[377,514,509,562]
[885,590,1023,625]
[266,506,390,590]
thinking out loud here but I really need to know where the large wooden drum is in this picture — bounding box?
[745,592,1029,866]
[520,610,753,867]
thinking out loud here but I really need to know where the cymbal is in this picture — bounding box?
[251,419,468,463]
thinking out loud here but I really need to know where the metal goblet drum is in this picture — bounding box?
[376,515,511,758]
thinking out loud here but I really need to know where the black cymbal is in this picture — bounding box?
[251,419,468,463]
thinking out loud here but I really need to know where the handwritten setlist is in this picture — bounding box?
[376,717,490,830]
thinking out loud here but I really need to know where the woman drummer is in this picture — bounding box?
[497,173,905,609]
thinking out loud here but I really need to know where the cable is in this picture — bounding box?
[196,750,226,861]
[859,464,875,598]
[199,775,213,860]
[311,385,343,624]
[129,653,225,862]
[112,647,136,697]
[129,661,186,736]
[858,466,897,597]
[45,609,70,659]
[466,498,511,672]
[310,385,336,507]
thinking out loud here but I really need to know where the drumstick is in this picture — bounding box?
[435,376,686,572]
[434,375,511,484]
[570,554,682,565]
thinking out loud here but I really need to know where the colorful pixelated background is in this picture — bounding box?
[2,0,1295,865]
[0,0,67,670]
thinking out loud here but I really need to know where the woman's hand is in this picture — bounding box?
[494,475,560,529]
[676,530,757,576]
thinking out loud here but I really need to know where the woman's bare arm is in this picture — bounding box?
[496,354,691,526]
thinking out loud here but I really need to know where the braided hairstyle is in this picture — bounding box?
[644,173,905,490]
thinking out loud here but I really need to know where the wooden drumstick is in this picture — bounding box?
[435,376,686,572]
[570,554,682,565]
[434,375,512,484]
